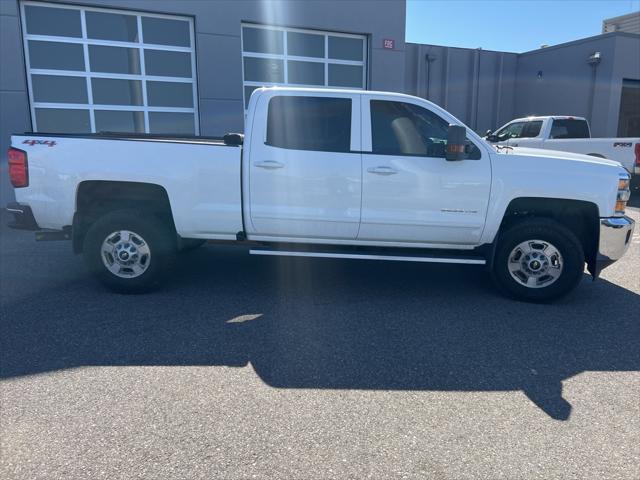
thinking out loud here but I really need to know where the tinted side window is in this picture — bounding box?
[371,100,449,157]
[266,96,352,152]
[550,119,590,139]
[496,122,525,140]
[521,121,543,138]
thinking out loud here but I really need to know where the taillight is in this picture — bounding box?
[635,143,640,167]
[8,147,28,188]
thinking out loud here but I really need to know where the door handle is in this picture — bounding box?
[367,166,398,175]
[254,160,284,169]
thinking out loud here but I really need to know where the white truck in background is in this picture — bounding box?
[485,116,640,178]
[6,87,635,302]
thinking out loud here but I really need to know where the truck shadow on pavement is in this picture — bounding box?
[1,241,639,422]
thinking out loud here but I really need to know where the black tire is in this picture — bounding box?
[492,218,585,302]
[83,209,177,293]
[179,238,206,252]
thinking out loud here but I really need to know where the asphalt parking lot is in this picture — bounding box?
[1,207,639,480]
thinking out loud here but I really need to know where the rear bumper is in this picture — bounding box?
[5,202,39,230]
[594,216,635,276]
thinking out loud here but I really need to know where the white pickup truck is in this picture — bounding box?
[485,116,640,178]
[6,87,635,302]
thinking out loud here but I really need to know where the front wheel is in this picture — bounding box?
[83,209,176,293]
[492,218,585,302]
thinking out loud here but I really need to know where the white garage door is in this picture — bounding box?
[20,1,199,135]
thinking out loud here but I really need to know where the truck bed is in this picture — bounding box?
[11,132,244,239]
[18,131,230,145]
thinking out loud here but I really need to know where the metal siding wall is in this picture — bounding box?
[404,43,517,134]
[514,36,618,136]
[406,34,640,137]
[513,34,639,137]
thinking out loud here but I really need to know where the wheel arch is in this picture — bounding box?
[73,180,177,254]
[490,197,600,275]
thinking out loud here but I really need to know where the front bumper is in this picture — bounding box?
[594,216,635,276]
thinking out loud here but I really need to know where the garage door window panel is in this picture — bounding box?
[86,11,138,42]
[147,82,194,108]
[141,17,191,47]
[287,61,324,86]
[95,110,145,133]
[242,27,284,54]
[149,112,195,135]
[243,57,284,83]
[144,50,192,78]
[287,31,324,58]
[32,75,88,104]
[28,41,85,71]
[91,78,143,106]
[328,36,363,61]
[89,45,141,75]
[35,108,91,133]
[24,4,81,37]
[328,64,363,88]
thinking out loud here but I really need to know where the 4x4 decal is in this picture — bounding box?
[22,139,56,147]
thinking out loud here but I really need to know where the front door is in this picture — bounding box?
[248,93,361,240]
[358,97,491,245]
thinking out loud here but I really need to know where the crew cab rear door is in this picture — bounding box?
[246,91,361,239]
[358,95,491,245]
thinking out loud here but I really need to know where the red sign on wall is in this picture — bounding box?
[383,38,395,50]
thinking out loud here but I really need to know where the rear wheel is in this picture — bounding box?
[492,218,585,302]
[83,209,176,293]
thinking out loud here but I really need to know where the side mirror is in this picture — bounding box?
[485,129,493,137]
[446,125,467,161]
[485,134,499,143]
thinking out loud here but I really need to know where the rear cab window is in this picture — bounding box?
[550,119,590,139]
[266,95,353,152]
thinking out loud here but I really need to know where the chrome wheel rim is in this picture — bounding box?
[101,230,151,279]
[507,239,563,289]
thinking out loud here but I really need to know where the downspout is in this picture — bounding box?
[425,51,436,100]
[586,51,602,125]
[493,52,504,131]
[470,48,481,130]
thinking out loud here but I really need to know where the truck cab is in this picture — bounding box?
[485,115,640,176]
[245,88,490,246]
[487,116,590,145]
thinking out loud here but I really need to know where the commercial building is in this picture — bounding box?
[1,1,639,205]
[405,31,640,138]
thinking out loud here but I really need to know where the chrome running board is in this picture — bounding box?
[249,249,486,265]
